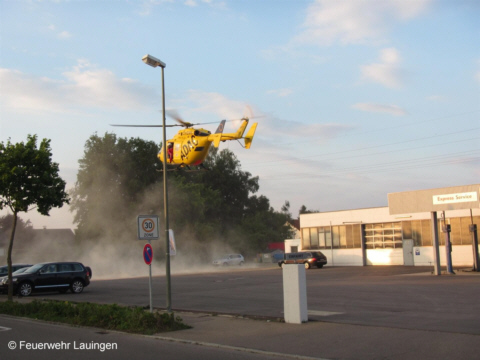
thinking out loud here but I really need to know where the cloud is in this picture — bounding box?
[426,95,446,102]
[294,0,432,46]
[137,0,225,15]
[360,48,405,88]
[47,24,72,39]
[0,61,155,114]
[352,102,408,116]
[172,90,352,142]
[57,31,72,39]
[184,90,250,121]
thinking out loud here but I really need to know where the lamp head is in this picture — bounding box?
[142,54,166,68]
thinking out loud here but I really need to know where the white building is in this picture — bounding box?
[286,185,480,269]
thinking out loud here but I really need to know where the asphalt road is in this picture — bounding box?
[0,315,283,360]
[7,265,480,335]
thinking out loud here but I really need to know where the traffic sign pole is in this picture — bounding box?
[148,247,153,313]
[138,216,159,313]
[143,242,154,312]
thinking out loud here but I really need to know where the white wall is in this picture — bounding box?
[414,245,480,267]
[285,239,301,253]
[322,249,363,266]
[301,207,480,228]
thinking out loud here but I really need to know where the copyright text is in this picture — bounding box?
[8,340,118,352]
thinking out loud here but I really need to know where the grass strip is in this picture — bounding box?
[0,300,190,335]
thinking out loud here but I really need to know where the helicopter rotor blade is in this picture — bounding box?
[111,107,261,130]
[166,109,195,128]
[110,124,180,128]
[166,109,235,128]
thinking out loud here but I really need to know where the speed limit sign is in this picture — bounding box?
[138,215,160,240]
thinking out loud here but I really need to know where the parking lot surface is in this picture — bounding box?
[2,265,480,359]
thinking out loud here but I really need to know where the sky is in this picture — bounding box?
[1,0,479,230]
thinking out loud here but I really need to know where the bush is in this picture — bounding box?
[0,300,190,335]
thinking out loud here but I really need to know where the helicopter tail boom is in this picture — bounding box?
[208,119,257,148]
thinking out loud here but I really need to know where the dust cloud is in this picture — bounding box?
[11,181,268,280]
[14,233,264,280]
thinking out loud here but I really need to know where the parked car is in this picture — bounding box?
[0,262,91,296]
[11,267,32,275]
[278,251,327,269]
[0,264,33,276]
[212,254,245,266]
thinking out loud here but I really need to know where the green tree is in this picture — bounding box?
[281,200,292,222]
[177,148,289,254]
[194,148,260,225]
[299,205,318,215]
[240,195,293,254]
[70,133,161,240]
[0,135,69,300]
[0,215,35,246]
[71,133,294,260]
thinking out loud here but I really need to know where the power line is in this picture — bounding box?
[259,149,480,181]
[248,127,480,168]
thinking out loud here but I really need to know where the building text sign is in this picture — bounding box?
[388,184,480,215]
[433,192,478,205]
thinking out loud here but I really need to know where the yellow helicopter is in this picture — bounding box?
[112,113,258,170]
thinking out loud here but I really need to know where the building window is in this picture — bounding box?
[310,228,319,248]
[408,220,432,247]
[364,222,402,249]
[319,227,326,248]
[300,216,478,251]
[302,228,311,249]
[300,225,362,249]
[332,226,340,249]
[440,216,480,245]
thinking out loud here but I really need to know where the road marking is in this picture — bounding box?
[0,326,12,331]
[308,310,344,317]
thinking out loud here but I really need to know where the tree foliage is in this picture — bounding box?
[0,215,34,244]
[0,135,69,300]
[70,133,161,240]
[71,134,291,259]
[299,205,318,215]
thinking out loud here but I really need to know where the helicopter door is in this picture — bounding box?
[173,143,181,162]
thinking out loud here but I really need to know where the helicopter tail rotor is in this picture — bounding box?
[244,122,257,149]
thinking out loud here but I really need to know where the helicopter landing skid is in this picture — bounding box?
[181,164,210,172]
[157,164,210,172]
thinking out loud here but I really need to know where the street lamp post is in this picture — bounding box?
[142,54,172,312]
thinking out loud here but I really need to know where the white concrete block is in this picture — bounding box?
[283,264,308,324]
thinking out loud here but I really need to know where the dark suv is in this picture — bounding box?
[278,251,328,269]
[0,262,92,296]
[0,264,32,276]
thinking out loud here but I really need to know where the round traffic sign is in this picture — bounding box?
[142,218,155,233]
[143,244,153,265]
